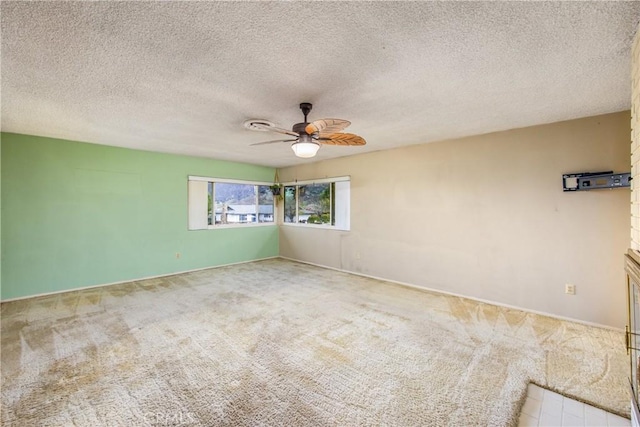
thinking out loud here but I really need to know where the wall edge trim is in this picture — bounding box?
[0,256,279,303]
[278,256,623,332]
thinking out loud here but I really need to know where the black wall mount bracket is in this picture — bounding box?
[562,171,631,192]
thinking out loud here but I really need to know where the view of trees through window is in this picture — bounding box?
[207,183,273,225]
[283,182,335,225]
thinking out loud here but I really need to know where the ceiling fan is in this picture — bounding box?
[245,103,366,158]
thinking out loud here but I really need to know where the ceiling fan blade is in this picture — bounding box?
[318,133,366,146]
[305,119,351,135]
[250,139,297,146]
[249,122,298,137]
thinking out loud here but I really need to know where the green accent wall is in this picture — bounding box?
[1,136,3,294]
[1,133,278,300]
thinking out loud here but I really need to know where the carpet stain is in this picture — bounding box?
[314,343,351,365]
[447,298,474,324]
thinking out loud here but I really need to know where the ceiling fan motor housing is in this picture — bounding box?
[293,122,311,134]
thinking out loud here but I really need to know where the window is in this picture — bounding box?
[282,177,350,230]
[188,177,274,230]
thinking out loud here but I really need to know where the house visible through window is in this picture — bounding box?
[188,177,274,230]
[211,182,274,225]
[188,175,348,231]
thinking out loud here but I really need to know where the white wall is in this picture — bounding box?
[279,112,630,328]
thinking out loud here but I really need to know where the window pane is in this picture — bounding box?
[283,186,297,223]
[298,183,331,224]
[208,182,214,226]
[330,182,336,226]
[277,178,350,230]
[257,185,274,223]
[214,183,257,224]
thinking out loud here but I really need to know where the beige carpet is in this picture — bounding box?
[0,259,629,426]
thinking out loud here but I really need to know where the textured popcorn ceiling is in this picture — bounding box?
[2,2,639,167]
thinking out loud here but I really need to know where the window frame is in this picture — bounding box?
[281,176,350,231]
[188,176,277,230]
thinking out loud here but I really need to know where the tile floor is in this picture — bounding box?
[518,384,630,427]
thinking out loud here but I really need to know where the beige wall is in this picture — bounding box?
[279,112,630,328]
[632,22,640,250]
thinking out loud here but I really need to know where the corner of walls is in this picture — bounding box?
[632,20,640,250]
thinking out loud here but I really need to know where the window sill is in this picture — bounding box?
[280,222,349,232]
[190,223,276,230]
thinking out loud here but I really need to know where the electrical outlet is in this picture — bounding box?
[176,252,181,259]
[355,252,361,260]
[565,284,576,295]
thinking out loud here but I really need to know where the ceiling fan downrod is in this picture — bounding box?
[300,102,312,123]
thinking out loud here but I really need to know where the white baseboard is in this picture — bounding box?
[0,256,279,303]
[2,255,624,332]
[278,256,623,332]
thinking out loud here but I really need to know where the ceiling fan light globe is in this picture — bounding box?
[291,141,320,158]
